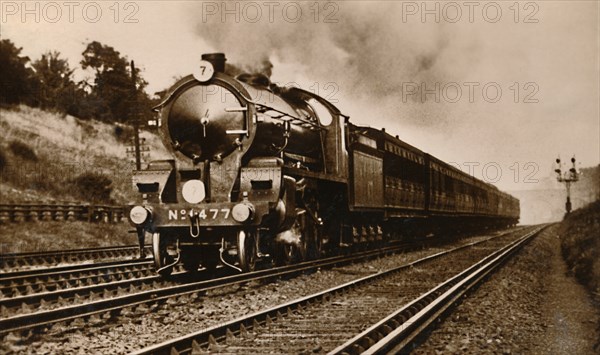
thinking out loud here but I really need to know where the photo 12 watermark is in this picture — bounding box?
[401,82,539,104]
[183,80,341,104]
[401,1,540,23]
[1,1,140,24]
[200,1,340,24]
[448,161,540,184]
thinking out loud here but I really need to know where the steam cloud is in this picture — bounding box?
[190,2,472,135]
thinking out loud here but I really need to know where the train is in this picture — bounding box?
[128,53,519,276]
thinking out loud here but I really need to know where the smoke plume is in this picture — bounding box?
[189,2,474,132]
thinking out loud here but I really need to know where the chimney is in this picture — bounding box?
[202,53,226,73]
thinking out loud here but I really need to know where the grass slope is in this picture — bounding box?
[559,200,600,298]
[0,105,168,253]
[0,105,168,204]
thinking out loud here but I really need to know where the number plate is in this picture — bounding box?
[168,208,231,221]
[193,60,214,82]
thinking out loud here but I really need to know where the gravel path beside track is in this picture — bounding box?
[414,224,599,354]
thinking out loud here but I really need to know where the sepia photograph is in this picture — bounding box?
[0,1,599,353]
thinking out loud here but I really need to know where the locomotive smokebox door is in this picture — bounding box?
[167,84,246,162]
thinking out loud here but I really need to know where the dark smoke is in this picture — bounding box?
[225,58,273,78]
[189,2,476,132]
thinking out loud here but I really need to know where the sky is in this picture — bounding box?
[1,0,599,192]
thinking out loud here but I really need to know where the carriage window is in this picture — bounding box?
[307,98,333,126]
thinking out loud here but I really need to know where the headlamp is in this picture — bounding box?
[182,180,206,203]
[232,203,254,223]
[130,206,149,225]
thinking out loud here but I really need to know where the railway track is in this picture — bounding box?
[331,225,546,354]
[0,235,465,321]
[0,258,154,298]
[0,243,413,335]
[0,245,152,270]
[0,263,164,317]
[0,264,230,319]
[131,225,543,355]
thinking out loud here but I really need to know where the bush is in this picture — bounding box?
[559,200,600,296]
[0,149,6,170]
[113,124,133,143]
[9,140,38,161]
[71,172,113,203]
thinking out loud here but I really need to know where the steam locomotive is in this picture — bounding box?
[128,53,519,276]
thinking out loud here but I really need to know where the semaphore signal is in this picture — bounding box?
[554,156,579,214]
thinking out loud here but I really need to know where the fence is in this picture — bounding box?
[0,204,126,224]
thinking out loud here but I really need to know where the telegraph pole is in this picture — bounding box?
[554,156,579,214]
[131,60,141,171]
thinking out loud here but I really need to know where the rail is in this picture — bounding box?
[0,245,150,269]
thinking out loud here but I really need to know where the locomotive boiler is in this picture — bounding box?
[128,53,519,276]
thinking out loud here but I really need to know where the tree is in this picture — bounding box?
[80,41,148,123]
[31,51,76,112]
[0,39,35,105]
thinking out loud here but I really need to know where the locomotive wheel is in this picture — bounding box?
[300,192,322,260]
[152,232,174,276]
[303,210,322,260]
[296,209,323,261]
[275,244,298,266]
[274,244,298,266]
[274,216,304,266]
[297,216,309,261]
[237,230,257,272]
[275,213,322,265]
